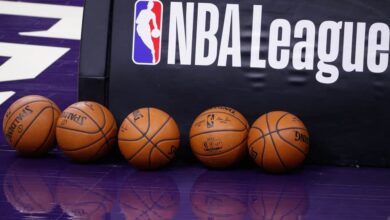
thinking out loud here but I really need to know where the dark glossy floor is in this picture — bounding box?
[0,149,389,220]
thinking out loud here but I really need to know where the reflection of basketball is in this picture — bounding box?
[56,169,114,220]
[151,29,160,38]
[189,106,249,168]
[3,160,56,215]
[119,173,180,220]
[56,101,117,162]
[248,176,308,220]
[118,107,180,169]
[248,111,310,173]
[2,95,61,156]
[191,172,248,220]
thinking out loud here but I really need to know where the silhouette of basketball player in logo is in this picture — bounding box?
[135,0,160,63]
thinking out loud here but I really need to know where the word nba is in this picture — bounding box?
[145,2,388,84]
[132,0,163,65]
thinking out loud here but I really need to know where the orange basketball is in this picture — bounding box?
[118,107,180,169]
[2,95,61,156]
[56,101,117,162]
[189,106,249,168]
[248,111,310,173]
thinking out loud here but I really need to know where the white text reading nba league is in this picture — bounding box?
[133,1,390,84]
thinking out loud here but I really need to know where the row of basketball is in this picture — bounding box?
[2,95,310,173]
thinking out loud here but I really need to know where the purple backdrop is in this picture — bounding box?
[0,0,83,148]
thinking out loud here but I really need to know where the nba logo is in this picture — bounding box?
[132,0,163,65]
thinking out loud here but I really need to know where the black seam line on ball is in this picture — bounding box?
[144,116,172,161]
[145,138,180,165]
[196,111,248,128]
[96,104,110,149]
[4,100,50,128]
[276,131,308,156]
[62,120,116,152]
[68,105,109,147]
[195,136,247,157]
[126,116,171,162]
[56,125,101,134]
[33,103,56,153]
[248,127,308,156]
[266,113,288,171]
[248,125,265,161]
[151,138,180,160]
[88,104,109,161]
[90,136,117,161]
[13,106,53,150]
[189,127,247,139]
[275,112,290,130]
[124,107,151,142]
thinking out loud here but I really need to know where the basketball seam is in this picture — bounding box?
[4,100,58,129]
[89,136,116,161]
[33,102,56,153]
[61,120,116,152]
[275,112,290,129]
[248,126,265,162]
[275,113,308,156]
[189,128,247,139]
[248,127,308,147]
[149,137,179,161]
[13,106,53,150]
[146,138,180,163]
[69,105,109,149]
[265,113,288,171]
[197,111,248,128]
[144,114,172,166]
[152,144,171,160]
[56,125,101,134]
[126,116,171,162]
[96,104,110,154]
[68,105,106,132]
[154,138,180,145]
[124,108,152,141]
[275,132,308,156]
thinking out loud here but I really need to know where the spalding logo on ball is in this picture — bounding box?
[56,101,118,162]
[2,95,61,156]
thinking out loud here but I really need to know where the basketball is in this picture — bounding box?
[56,101,117,162]
[151,28,160,38]
[2,95,61,156]
[118,107,180,169]
[248,111,310,173]
[189,106,249,168]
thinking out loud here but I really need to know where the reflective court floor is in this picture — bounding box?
[0,150,389,220]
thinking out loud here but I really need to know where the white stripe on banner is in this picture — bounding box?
[0,91,15,106]
[0,1,83,40]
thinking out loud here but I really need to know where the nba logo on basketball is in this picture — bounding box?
[132,0,163,65]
